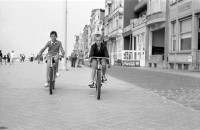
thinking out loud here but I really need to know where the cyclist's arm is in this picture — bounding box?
[38,42,50,55]
[104,46,109,58]
[89,45,95,62]
[89,45,94,58]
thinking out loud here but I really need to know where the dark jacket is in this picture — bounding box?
[89,43,109,58]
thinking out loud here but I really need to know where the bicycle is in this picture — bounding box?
[90,57,109,100]
[39,52,63,95]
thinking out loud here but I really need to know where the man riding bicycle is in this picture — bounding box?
[37,31,65,87]
[88,31,109,87]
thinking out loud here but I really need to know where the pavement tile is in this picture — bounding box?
[0,62,200,129]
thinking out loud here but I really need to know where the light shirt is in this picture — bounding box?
[10,52,15,58]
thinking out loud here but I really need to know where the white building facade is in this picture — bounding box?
[104,0,124,65]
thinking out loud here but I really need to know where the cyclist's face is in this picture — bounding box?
[95,34,102,45]
[50,34,57,42]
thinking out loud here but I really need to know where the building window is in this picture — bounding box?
[199,18,200,29]
[179,18,192,51]
[171,22,176,51]
[198,32,200,50]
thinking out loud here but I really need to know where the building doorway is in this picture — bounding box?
[123,35,132,50]
[152,28,165,55]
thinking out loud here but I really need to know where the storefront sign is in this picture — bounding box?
[122,60,140,67]
[178,1,192,13]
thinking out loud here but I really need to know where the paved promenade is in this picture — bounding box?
[0,62,200,130]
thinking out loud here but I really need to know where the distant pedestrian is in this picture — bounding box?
[71,50,77,67]
[30,53,34,62]
[0,50,2,65]
[19,54,22,62]
[77,50,84,67]
[7,53,10,63]
[3,55,7,65]
[22,54,25,62]
[10,51,15,65]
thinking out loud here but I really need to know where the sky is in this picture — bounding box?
[0,0,104,57]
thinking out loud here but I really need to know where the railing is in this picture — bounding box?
[123,25,131,33]
[108,28,123,38]
[108,7,123,20]
[121,50,145,61]
[132,15,147,28]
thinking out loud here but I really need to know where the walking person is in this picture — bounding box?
[7,53,10,63]
[70,50,77,67]
[77,50,84,68]
[0,50,2,65]
[19,54,22,62]
[3,55,7,65]
[22,54,25,62]
[10,51,15,65]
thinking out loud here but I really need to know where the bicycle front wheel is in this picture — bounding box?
[96,69,101,100]
[49,67,53,95]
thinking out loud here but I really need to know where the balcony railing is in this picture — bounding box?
[108,28,123,38]
[123,25,131,33]
[108,7,123,20]
[120,50,145,61]
[131,15,147,28]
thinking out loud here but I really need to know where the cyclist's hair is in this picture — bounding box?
[50,31,57,37]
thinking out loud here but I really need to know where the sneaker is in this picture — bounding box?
[88,81,95,88]
[56,72,60,78]
[44,82,49,87]
[102,76,107,82]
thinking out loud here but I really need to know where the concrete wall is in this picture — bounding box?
[170,0,192,21]
[168,53,191,63]
[123,0,138,27]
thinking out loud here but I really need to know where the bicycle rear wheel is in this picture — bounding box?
[96,69,101,100]
[49,67,53,95]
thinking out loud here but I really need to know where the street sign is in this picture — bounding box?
[122,60,140,67]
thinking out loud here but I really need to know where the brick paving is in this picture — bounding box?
[107,65,200,112]
[0,62,200,129]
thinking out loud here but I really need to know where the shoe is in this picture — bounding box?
[56,73,60,78]
[44,82,49,87]
[88,81,95,88]
[102,76,107,82]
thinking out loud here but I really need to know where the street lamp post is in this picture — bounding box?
[59,0,68,71]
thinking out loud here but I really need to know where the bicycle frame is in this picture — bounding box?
[90,57,109,100]
[42,52,63,95]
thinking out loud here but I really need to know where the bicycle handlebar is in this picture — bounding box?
[90,57,109,60]
[39,53,64,58]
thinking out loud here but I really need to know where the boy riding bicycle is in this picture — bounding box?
[37,31,65,87]
[88,31,109,87]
